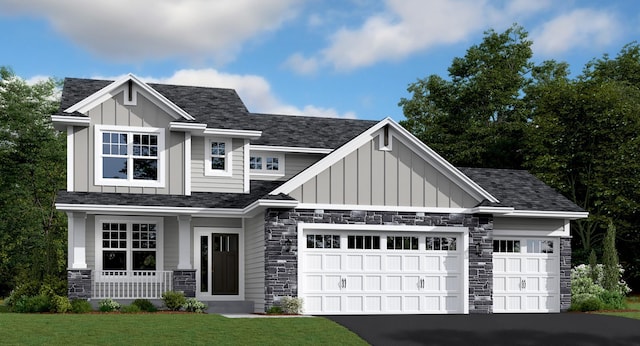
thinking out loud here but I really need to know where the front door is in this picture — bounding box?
[212,233,239,295]
[196,232,239,297]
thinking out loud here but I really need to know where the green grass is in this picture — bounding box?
[0,313,367,345]
[598,296,640,320]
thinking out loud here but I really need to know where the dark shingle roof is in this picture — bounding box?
[58,78,376,149]
[56,181,292,208]
[459,167,584,212]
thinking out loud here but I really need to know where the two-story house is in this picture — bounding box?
[52,74,586,314]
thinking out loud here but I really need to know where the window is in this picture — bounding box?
[426,237,457,251]
[96,217,163,274]
[205,138,232,176]
[493,240,521,253]
[348,235,380,249]
[387,236,418,250]
[307,234,340,249]
[95,125,164,187]
[527,240,554,254]
[249,152,284,175]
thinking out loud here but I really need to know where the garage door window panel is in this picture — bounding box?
[426,237,457,251]
[494,240,521,253]
[348,235,380,250]
[307,234,340,249]
[387,236,418,250]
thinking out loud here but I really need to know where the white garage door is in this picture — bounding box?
[299,231,465,315]
[493,238,560,313]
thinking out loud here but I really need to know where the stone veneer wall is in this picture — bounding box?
[468,215,494,314]
[264,209,493,312]
[173,270,196,297]
[559,237,572,312]
[68,269,92,300]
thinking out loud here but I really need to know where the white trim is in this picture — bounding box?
[297,223,469,314]
[184,132,192,196]
[51,115,91,129]
[297,203,470,214]
[251,145,332,154]
[94,125,166,188]
[500,210,589,220]
[67,126,74,192]
[243,139,250,193]
[271,118,498,204]
[204,137,233,177]
[67,212,87,269]
[94,215,164,274]
[194,227,245,301]
[203,128,262,139]
[177,215,192,269]
[169,122,207,132]
[493,229,570,237]
[378,126,393,151]
[64,74,195,121]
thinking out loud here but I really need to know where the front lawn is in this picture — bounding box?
[597,296,640,320]
[0,313,367,345]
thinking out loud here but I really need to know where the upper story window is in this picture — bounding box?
[250,152,284,176]
[95,125,165,187]
[205,138,232,176]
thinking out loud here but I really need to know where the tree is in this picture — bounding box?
[0,67,66,296]
[602,222,620,292]
[399,24,534,168]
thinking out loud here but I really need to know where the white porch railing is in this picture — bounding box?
[93,270,173,299]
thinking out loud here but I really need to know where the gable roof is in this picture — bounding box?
[459,167,585,213]
[57,77,375,149]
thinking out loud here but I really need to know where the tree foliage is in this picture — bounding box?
[399,26,640,290]
[602,222,620,292]
[0,67,66,296]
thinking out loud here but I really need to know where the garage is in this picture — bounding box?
[493,237,560,313]
[298,226,468,315]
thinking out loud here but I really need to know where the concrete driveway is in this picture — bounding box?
[326,313,640,346]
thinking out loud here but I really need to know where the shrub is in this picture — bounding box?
[183,298,207,313]
[51,295,72,313]
[70,299,93,313]
[570,295,604,312]
[280,296,304,314]
[267,305,283,314]
[98,298,121,312]
[162,291,186,311]
[12,294,52,313]
[120,304,142,313]
[598,290,626,310]
[132,299,158,312]
[571,264,630,297]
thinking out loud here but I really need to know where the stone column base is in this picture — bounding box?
[173,270,196,297]
[68,269,92,300]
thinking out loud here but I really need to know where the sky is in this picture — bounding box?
[1,0,639,122]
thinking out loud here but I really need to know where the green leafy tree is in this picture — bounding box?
[0,67,66,296]
[589,249,598,284]
[399,24,533,168]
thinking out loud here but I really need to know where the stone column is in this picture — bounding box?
[173,270,196,297]
[68,269,92,299]
[559,237,572,312]
[468,215,493,314]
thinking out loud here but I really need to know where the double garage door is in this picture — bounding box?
[299,229,465,315]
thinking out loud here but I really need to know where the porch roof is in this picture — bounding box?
[56,180,293,209]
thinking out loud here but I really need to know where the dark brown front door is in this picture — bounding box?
[212,233,239,295]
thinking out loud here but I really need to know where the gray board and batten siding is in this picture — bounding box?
[74,91,185,195]
[191,136,245,193]
[288,136,479,208]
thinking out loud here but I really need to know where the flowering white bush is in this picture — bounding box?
[280,296,304,314]
[183,298,207,313]
[571,263,631,311]
[98,298,121,312]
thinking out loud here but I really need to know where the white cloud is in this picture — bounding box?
[282,53,319,75]
[285,0,552,73]
[0,0,301,63]
[531,9,620,56]
[98,69,356,118]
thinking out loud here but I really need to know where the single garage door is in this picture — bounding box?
[299,231,465,315]
[493,238,560,313]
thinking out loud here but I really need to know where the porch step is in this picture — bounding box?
[205,300,255,314]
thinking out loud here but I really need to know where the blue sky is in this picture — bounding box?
[1,0,639,121]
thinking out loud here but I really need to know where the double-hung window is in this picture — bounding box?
[95,125,165,187]
[205,138,232,176]
[96,216,163,275]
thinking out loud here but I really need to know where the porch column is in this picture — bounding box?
[67,212,87,269]
[177,215,192,269]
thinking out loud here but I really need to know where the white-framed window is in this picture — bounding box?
[95,216,164,274]
[249,152,284,176]
[94,125,165,187]
[426,236,457,251]
[205,138,232,176]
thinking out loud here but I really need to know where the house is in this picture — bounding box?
[52,74,587,314]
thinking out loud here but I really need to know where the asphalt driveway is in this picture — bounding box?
[326,313,640,346]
